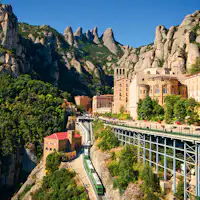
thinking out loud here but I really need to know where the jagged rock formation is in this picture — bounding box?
[64,26,74,46]
[118,10,200,75]
[74,27,83,40]
[92,27,100,44]
[102,28,119,55]
[0,4,122,96]
[85,30,93,41]
[0,5,200,96]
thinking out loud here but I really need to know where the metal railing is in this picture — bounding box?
[103,120,200,139]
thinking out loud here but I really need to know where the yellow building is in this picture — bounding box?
[185,73,200,102]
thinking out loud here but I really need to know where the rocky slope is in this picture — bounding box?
[90,142,142,200]
[118,10,200,75]
[0,4,124,97]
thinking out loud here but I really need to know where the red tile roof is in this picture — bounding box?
[74,133,81,138]
[45,132,68,140]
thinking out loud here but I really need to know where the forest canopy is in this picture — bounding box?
[0,73,71,158]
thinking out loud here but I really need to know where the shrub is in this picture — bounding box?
[108,160,119,177]
[139,165,161,195]
[175,176,184,200]
[32,168,88,200]
[97,126,119,151]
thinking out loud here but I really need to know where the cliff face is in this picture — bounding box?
[118,10,200,75]
[11,161,44,200]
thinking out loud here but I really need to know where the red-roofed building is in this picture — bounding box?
[43,130,82,166]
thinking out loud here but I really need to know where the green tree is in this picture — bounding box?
[140,165,161,196]
[46,152,62,173]
[98,126,119,151]
[116,145,138,190]
[0,73,67,158]
[185,98,199,124]
[174,99,186,123]
[164,95,181,124]
[138,96,153,120]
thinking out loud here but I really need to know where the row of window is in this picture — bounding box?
[140,88,168,95]
[46,147,56,151]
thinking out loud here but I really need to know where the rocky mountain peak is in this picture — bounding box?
[102,28,118,55]
[86,30,94,41]
[64,26,74,46]
[118,10,200,75]
[74,27,83,40]
[91,27,100,44]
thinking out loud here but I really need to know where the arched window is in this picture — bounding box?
[123,69,125,75]
[116,69,118,75]
[46,147,48,150]
[156,88,160,94]
[163,86,167,94]
[120,69,122,75]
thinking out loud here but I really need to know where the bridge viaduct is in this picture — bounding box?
[77,117,200,200]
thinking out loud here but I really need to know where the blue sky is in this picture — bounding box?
[3,0,200,47]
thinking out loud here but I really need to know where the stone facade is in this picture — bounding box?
[112,66,131,113]
[185,73,200,102]
[74,96,91,111]
[112,66,187,119]
[128,69,187,119]
[92,95,113,114]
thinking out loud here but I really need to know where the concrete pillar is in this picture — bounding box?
[156,137,159,173]
[138,133,140,163]
[184,142,187,200]
[143,134,146,165]
[149,135,152,167]
[164,138,167,181]
[173,140,176,193]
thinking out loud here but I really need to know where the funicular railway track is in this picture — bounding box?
[77,119,107,199]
